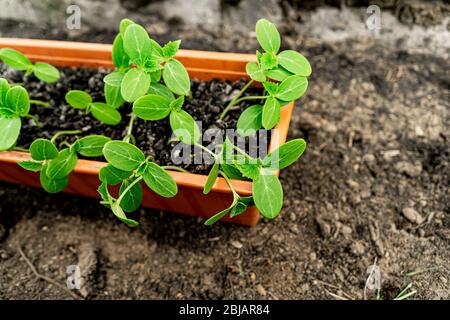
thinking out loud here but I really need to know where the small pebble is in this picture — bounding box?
[402,208,425,224]
[230,240,243,249]
[256,284,266,296]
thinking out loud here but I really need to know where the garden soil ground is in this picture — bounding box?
[0,8,449,299]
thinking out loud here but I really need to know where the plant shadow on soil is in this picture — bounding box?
[0,14,449,299]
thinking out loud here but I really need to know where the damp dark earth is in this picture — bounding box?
[0,2,449,300]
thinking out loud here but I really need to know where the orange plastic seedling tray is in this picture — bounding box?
[0,38,294,226]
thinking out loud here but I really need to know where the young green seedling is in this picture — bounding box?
[132,93,200,145]
[220,18,312,132]
[99,141,178,226]
[0,78,38,151]
[15,132,123,198]
[105,19,190,105]
[65,90,122,125]
[0,48,60,83]
[202,137,307,224]
[18,132,111,193]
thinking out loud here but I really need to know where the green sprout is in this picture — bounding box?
[65,90,122,125]
[0,48,60,83]
[99,141,178,226]
[18,132,111,193]
[220,18,312,132]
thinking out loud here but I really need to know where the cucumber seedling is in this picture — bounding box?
[99,140,178,226]
[65,90,122,125]
[105,18,190,105]
[220,18,312,132]
[0,78,43,151]
[202,138,307,224]
[0,48,60,83]
[18,132,111,193]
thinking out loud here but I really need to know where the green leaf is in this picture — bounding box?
[46,148,78,180]
[236,105,263,136]
[40,166,68,193]
[204,195,238,226]
[29,138,58,161]
[252,172,283,219]
[104,71,124,87]
[255,19,281,54]
[262,96,280,129]
[123,24,152,66]
[32,62,60,83]
[18,160,43,172]
[221,138,244,180]
[163,40,181,58]
[0,78,10,106]
[203,160,219,194]
[150,69,162,83]
[98,181,111,205]
[221,163,243,180]
[143,162,178,198]
[278,50,312,77]
[264,66,293,82]
[6,86,29,116]
[76,135,112,157]
[119,19,134,37]
[230,196,254,218]
[262,138,307,170]
[233,161,260,180]
[0,48,32,71]
[147,83,175,102]
[276,75,308,101]
[260,52,278,70]
[111,201,139,227]
[119,178,143,212]
[103,141,145,171]
[121,68,151,103]
[112,35,130,68]
[133,94,171,120]
[0,117,21,151]
[99,164,132,186]
[149,39,164,60]
[245,62,266,82]
[135,162,148,177]
[169,96,184,112]
[169,110,200,145]
[162,59,190,96]
[65,90,92,109]
[105,83,125,109]
[263,82,278,95]
[90,103,122,125]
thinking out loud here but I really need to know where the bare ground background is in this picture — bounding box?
[0,0,449,299]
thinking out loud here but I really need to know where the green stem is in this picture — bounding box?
[116,176,144,204]
[204,171,240,225]
[233,95,268,104]
[195,143,217,159]
[30,99,50,107]
[220,79,254,120]
[219,171,239,198]
[59,141,72,149]
[25,114,43,128]
[123,114,136,144]
[161,166,190,173]
[12,147,29,152]
[50,130,81,144]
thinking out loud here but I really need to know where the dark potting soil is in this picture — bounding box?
[0,63,267,174]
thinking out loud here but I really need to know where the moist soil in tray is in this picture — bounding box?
[0,63,266,174]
